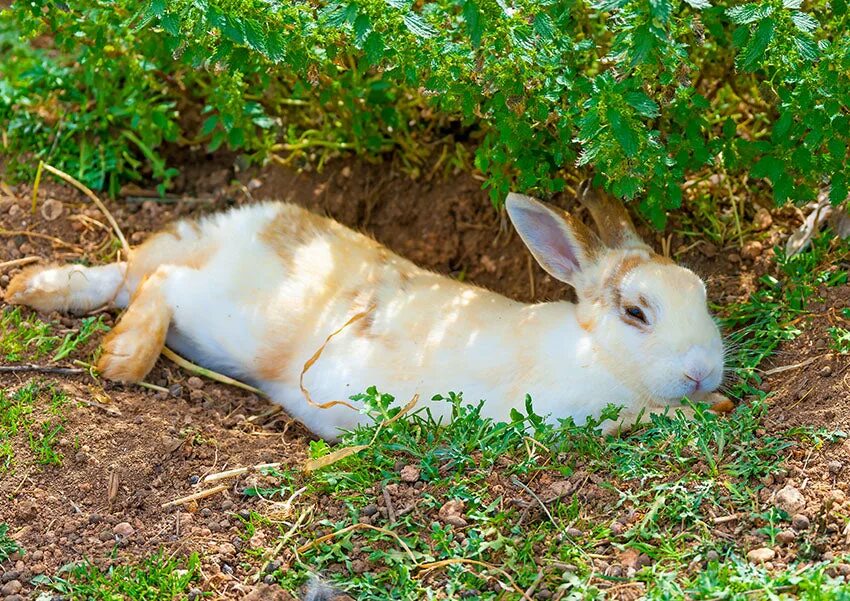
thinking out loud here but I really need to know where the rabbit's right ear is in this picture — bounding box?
[506,193,603,285]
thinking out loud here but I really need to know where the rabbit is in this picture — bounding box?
[4,184,726,440]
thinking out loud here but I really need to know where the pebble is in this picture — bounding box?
[741,240,763,260]
[99,530,114,542]
[776,530,796,544]
[362,504,378,517]
[188,587,203,600]
[0,572,18,584]
[351,559,368,574]
[219,542,237,556]
[775,485,806,514]
[705,550,720,563]
[40,199,64,221]
[747,547,775,563]
[727,253,741,264]
[791,514,811,531]
[821,365,833,377]
[187,377,204,390]
[221,499,235,511]
[565,527,583,538]
[753,208,773,231]
[113,522,135,537]
[438,500,468,527]
[0,581,22,596]
[400,465,420,483]
[4,595,23,601]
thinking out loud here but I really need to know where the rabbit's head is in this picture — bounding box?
[506,184,724,405]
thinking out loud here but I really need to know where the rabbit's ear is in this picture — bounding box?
[506,193,603,285]
[577,182,650,251]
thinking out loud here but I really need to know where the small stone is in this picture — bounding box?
[98,529,114,542]
[775,485,806,514]
[776,530,796,544]
[438,500,468,527]
[753,208,773,231]
[188,588,203,601]
[400,465,420,483]
[702,242,718,258]
[40,199,64,221]
[610,522,625,536]
[221,499,235,511]
[361,504,378,517]
[747,547,775,563]
[0,572,18,584]
[4,595,23,601]
[350,559,368,574]
[88,513,102,524]
[565,527,583,538]
[705,550,720,563]
[218,542,236,556]
[741,240,763,260]
[821,365,834,377]
[0,580,22,596]
[830,489,846,503]
[791,514,810,531]
[113,522,134,537]
[824,551,835,561]
[727,253,741,264]
[187,377,204,390]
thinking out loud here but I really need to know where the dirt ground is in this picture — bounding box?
[0,151,848,599]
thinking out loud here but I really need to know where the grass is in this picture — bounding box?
[0,522,20,563]
[0,381,69,471]
[33,552,202,600]
[0,306,108,363]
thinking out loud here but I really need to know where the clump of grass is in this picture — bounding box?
[35,552,202,600]
[0,381,69,471]
[0,523,20,563]
[0,307,108,363]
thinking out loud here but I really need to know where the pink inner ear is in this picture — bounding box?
[518,207,582,274]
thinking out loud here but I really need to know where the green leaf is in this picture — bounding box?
[364,31,384,63]
[790,11,819,33]
[830,173,848,206]
[403,13,437,39]
[200,115,219,136]
[740,18,775,71]
[354,14,371,44]
[533,13,554,40]
[684,0,711,8]
[772,112,792,140]
[793,36,818,61]
[463,1,483,47]
[607,108,639,157]
[726,3,772,24]
[625,91,660,118]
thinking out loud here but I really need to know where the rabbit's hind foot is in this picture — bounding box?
[96,266,172,382]
[5,262,128,314]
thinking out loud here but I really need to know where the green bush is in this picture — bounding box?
[2,0,848,224]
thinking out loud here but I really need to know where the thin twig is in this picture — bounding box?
[161,347,267,397]
[0,256,40,271]
[0,229,83,252]
[0,365,86,375]
[416,558,532,601]
[295,523,418,565]
[161,484,228,508]
[202,462,283,483]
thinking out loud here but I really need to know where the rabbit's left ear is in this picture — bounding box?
[506,193,603,285]
[577,182,651,251]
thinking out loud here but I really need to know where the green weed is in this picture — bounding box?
[34,552,202,600]
[0,307,108,364]
[0,523,20,563]
[0,381,69,471]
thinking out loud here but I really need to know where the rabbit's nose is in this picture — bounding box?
[684,364,715,389]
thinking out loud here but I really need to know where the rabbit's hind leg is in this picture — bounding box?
[5,262,129,315]
[96,264,177,382]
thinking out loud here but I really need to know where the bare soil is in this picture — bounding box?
[0,152,848,599]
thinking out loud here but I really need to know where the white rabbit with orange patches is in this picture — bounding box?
[6,184,726,439]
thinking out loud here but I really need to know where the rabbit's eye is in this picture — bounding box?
[624,306,647,324]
